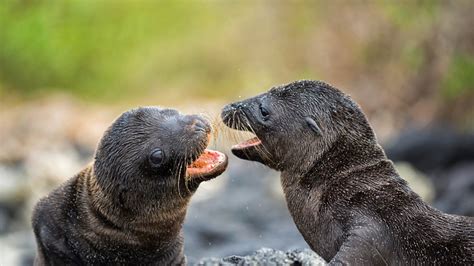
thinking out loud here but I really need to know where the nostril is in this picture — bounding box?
[204,124,211,134]
[231,102,241,109]
[193,119,211,134]
[201,118,211,131]
[195,120,204,129]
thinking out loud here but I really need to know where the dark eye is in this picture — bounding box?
[260,105,270,119]
[149,148,164,166]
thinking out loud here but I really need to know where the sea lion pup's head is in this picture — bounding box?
[93,107,227,223]
[221,80,376,174]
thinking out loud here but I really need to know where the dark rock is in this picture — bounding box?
[385,126,474,216]
[0,203,17,234]
[195,248,327,266]
[385,126,474,174]
[432,163,474,216]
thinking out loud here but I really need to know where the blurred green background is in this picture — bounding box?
[1,0,473,130]
[1,2,474,264]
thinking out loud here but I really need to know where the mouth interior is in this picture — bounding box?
[186,149,227,179]
[232,136,262,150]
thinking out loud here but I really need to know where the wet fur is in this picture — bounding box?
[32,107,214,265]
[222,80,474,265]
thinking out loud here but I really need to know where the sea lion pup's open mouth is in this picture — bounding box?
[186,148,228,182]
[220,107,266,163]
[231,135,262,152]
[228,131,266,164]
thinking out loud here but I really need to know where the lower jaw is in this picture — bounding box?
[231,136,262,150]
[185,149,227,181]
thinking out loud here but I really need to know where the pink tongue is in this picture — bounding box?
[187,149,226,177]
[235,137,262,148]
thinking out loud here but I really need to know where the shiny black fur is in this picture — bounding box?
[32,107,217,265]
[222,80,474,265]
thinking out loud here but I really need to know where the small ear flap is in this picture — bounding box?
[305,117,322,136]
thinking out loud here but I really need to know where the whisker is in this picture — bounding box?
[230,110,242,145]
[179,145,191,199]
[176,159,184,200]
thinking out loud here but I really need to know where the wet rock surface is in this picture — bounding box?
[195,248,326,265]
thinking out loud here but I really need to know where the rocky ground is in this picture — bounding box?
[0,99,472,265]
[196,248,326,265]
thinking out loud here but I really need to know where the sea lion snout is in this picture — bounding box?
[223,101,242,111]
[221,103,237,122]
[184,115,211,135]
[221,101,247,121]
[221,100,256,132]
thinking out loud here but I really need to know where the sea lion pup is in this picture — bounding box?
[32,107,228,265]
[221,80,474,265]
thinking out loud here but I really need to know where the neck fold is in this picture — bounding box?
[300,136,386,187]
